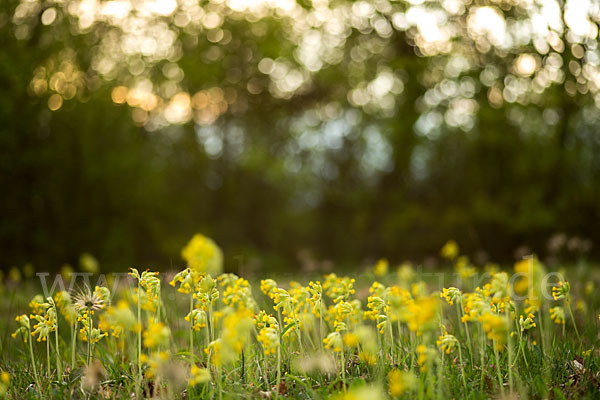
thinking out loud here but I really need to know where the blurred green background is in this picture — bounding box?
[1,0,599,272]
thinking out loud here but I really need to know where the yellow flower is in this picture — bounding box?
[437,332,458,354]
[60,264,74,280]
[397,262,415,284]
[260,279,278,299]
[185,308,207,331]
[29,295,47,315]
[80,253,99,274]
[12,314,31,343]
[416,344,428,371]
[323,274,355,303]
[331,384,384,400]
[550,306,566,325]
[373,258,389,277]
[190,365,211,386]
[181,234,223,275]
[513,257,546,301]
[143,319,170,348]
[388,369,417,396]
[518,313,536,332]
[480,312,508,350]
[440,240,459,260]
[483,272,510,304]
[9,267,21,283]
[257,326,279,356]
[169,268,197,294]
[551,281,570,301]
[307,281,323,317]
[440,287,461,305]
[104,300,137,337]
[343,332,359,348]
[0,371,9,397]
[222,277,256,310]
[405,295,438,334]
[54,291,77,324]
[323,331,343,353]
[454,256,477,279]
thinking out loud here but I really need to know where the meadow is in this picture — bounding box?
[0,235,599,399]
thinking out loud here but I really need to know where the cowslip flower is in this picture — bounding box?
[373,259,389,277]
[405,295,438,334]
[483,272,510,304]
[0,371,9,397]
[260,279,278,299]
[181,234,223,275]
[440,287,462,305]
[552,281,570,301]
[388,369,417,397]
[454,256,477,279]
[480,312,508,350]
[437,332,458,354]
[29,295,47,315]
[189,365,211,386]
[194,274,220,310]
[185,308,207,331]
[12,314,31,342]
[54,291,77,324]
[143,319,170,348]
[306,281,323,317]
[169,268,198,294]
[257,326,280,356]
[550,306,566,325]
[440,240,459,260]
[416,344,434,372]
[323,331,343,352]
[518,313,537,332]
[323,274,355,303]
[102,300,137,338]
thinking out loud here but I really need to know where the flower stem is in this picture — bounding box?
[87,308,92,367]
[457,344,467,392]
[46,338,50,377]
[28,334,42,392]
[189,296,194,369]
[136,286,142,398]
[566,298,581,342]
[55,320,62,381]
[275,345,281,399]
[493,340,504,397]
[71,321,77,370]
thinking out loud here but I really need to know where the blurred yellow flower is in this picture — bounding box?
[181,234,223,275]
[373,258,388,277]
[440,240,459,260]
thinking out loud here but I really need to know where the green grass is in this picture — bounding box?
[0,260,599,399]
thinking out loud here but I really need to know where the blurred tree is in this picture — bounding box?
[1,0,599,271]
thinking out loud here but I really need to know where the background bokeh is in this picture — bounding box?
[1,0,599,273]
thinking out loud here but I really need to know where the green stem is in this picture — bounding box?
[47,338,50,377]
[493,341,504,397]
[275,345,281,399]
[566,298,581,342]
[340,340,346,391]
[55,319,62,381]
[190,296,194,369]
[506,312,513,393]
[71,321,77,370]
[319,304,324,351]
[137,285,142,397]
[479,326,485,391]
[457,345,467,393]
[28,333,42,392]
[87,309,92,367]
